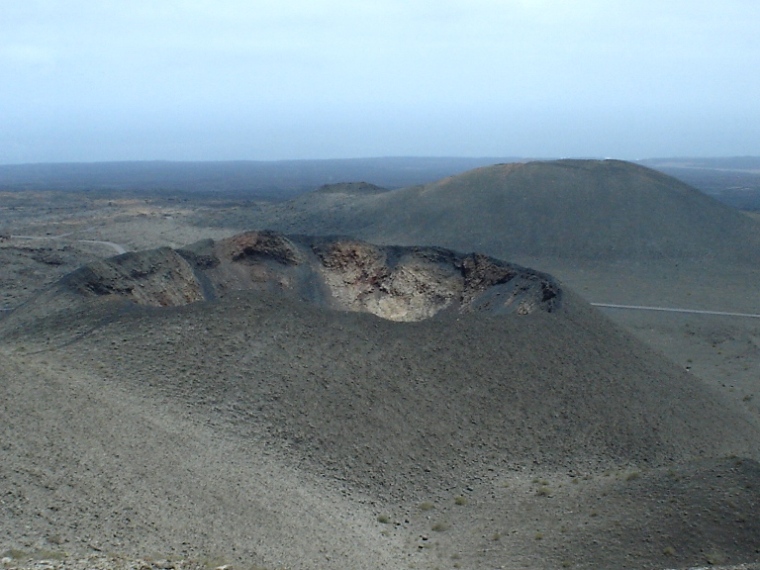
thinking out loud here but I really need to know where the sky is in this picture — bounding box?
[1,0,759,164]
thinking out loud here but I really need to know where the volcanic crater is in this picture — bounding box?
[60,230,562,321]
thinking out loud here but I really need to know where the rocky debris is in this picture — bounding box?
[55,230,561,321]
[61,248,204,307]
[221,231,301,265]
[0,555,208,570]
[30,248,67,266]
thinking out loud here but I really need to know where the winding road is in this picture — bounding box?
[10,233,127,255]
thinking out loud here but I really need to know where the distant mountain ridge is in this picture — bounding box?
[0,157,520,199]
[3,155,759,209]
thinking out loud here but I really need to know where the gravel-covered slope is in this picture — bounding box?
[3,229,760,569]
[3,287,760,568]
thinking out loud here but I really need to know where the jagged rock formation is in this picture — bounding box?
[58,230,561,321]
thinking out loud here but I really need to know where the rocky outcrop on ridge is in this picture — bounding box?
[56,230,561,321]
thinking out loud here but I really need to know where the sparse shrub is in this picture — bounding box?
[536,486,551,497]
[534,532,543,540]
[625,471,640,481]
[431,522,450,532]
[377,514,390,524]
[454,496,467,506]
[663,546,676,556]
[418,501,435,511]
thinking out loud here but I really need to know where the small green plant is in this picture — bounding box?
[418,501,435,511]
[454,495,467,506]
[536,486,551,497]
[431,522,450,532]
[534,532,543,540]
[377,514,391,524]
[663,546,676,557]
[625,471,641,481]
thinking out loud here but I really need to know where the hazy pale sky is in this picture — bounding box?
[1,0,759,163]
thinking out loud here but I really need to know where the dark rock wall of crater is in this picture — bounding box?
[57,230,561,321]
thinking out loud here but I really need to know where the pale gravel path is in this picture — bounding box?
[591,302,760,319]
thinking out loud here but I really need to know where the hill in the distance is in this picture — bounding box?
[248,159,760,264]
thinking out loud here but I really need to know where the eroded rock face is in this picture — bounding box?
[62,247,205,307]
[62,231,562,320]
